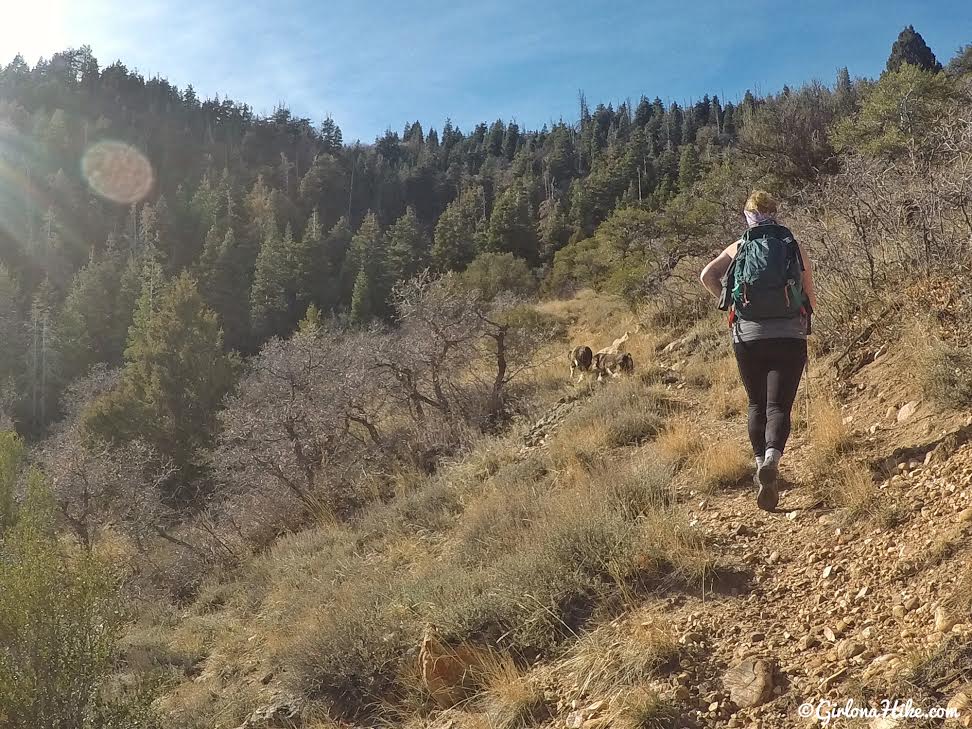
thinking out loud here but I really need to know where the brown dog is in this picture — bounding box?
[593,352,634,381]
[569,345,594,381]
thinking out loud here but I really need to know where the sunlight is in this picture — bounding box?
[0,1,70,65]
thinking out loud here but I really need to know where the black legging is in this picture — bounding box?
[733,338,807,458]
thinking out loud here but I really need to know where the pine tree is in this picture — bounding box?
[321,115,343,153]
[886,25,942,73]
[678,145,701,190]
[349,269,373,326]
[343,213,390,315]
[487,184,539,263]
[83,273,235,493]
[199,227,251,351]
[56,253,126,384]
[386,207,429,282]
[298,302,323,334]
[0,266,23,386]
[432,186,485,272]
[249,222,291,341]
[634,96,653,127]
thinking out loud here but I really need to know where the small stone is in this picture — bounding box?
[959,508,972,524]
[823,627,839,642]
[822,565,834,579]
[584,700,605,714]
[750,632,765,642]
[837,640,865,660]
[799,635,820,650]
[946,684,972,728]
[892,605,907,619]
[935,606,957,633]
[674,685,690,701]
[903,596,920,612]
[768,551,780,565]
[722,659,775,709]
[897,401,919,423]
[733,524,756,538]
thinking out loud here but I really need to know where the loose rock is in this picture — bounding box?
[722,659,775,709]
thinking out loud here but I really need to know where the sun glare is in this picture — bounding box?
[0,1,70,65]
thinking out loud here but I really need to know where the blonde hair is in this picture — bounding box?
[744,190,778,216]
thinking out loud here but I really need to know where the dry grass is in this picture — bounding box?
[611,688,678,729]
[689,440,751,492]
[945,562,972,621]
[806,397,852,473]
[824,463,902,528]
[709,384,748,420]
[563,618,679,699]
[654,417,703,468]
[547,381,669,470]
[478,653,549,728]
[902,318,972,408]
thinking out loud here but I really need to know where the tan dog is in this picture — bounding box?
[595,331,630,356]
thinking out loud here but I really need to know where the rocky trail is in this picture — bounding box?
[512,337,972,728]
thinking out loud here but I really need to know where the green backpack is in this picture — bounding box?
[719,223,806,320]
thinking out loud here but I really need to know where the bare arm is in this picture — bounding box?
[797,241,817,311]
[699,242,738,298]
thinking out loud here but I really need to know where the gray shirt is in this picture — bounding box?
[732,315,807,343]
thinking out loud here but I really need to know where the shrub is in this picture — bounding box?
[0,430,24,532]
[563,619,679,699]
[905,326,972,408]
[806,397,852,473]
[478,653,550,728]
[0,473,156,728]
[655,418,703,468]
[690,441,751,492]
[462,252,537,300]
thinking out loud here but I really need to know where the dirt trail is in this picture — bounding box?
[602,343,972,728]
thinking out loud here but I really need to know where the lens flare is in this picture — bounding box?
[81,140,154,204]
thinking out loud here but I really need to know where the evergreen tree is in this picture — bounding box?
[678,145,701,190]
[321,114,344,152]
[487,184,539,263]
[634,96,653,127]
[886,25,942,73]
[349,269,373,326]
[200,226,251,351]
[432,186,485,272]
[56,253,126,385]
[83,273,235,493]
[343,213,390,315]
[0,266,23,387]
[386,207,429,282]
[249,222,293,341]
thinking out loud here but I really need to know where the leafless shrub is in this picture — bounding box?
[215,326,387,520]
[800,108,972,346]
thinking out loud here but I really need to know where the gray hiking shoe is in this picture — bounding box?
[756,449,780,511]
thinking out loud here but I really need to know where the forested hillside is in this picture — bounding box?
[0,41,792,434]
[3,24,972,729]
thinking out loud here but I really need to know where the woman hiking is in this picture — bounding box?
[699,191,817,511]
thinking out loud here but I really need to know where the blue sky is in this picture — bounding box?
[2,1,970,142]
